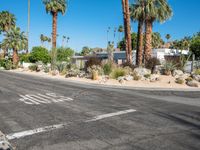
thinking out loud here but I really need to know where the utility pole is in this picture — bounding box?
[27,0,30,53]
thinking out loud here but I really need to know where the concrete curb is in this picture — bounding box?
[0,131,13,150]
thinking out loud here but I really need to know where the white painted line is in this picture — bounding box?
[6,109,136,140]
[85,109,136,122]
[6,123,67,140]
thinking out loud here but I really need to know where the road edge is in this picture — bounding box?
[2,70,200,92]
[0,131,14,150]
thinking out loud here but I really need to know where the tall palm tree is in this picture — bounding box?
[62,35,66,47]
[122,0,132,63]
[144,0,173,62]
[118,25,124,43]
[43,0,67,49]
[165,34,171,42]
[1,27,27,66]
[0,11,16,58]
[130,0,145,66]
[40,34,45,46]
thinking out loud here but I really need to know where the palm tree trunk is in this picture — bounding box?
[136,19,144,66]
[122,0,133,63]
[13,48,19,66]
[144,19,153,63]
[52,12,58,49]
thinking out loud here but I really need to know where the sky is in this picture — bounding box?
[0,0,200,52]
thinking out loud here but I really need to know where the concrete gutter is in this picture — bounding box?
[0,131,13,150]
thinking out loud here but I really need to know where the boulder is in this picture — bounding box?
[134,67,151,77]
[172,70,184,77]
[124,75,133,81]
[192,74,200,82]
[186,81,199,87]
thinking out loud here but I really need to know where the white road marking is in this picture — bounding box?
[6,109,136,140]
[18,93,74,105]
[85,109,136,122]
[6,123,67,140]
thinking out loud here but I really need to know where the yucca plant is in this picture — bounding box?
[163,61,177,76]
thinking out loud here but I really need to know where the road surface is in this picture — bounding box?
[0,71,200,150]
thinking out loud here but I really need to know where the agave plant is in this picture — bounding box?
[163,61,177,76]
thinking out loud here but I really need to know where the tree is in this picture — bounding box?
[57,47,74,62]
[0,11,16,58]
[62,35,66,47]
[118,25,124,42]
[81,46,91,56]
[118,33,137,51]
[144,0,173,62]
[1,27,27,66]
[107,42,114,62]
[122,0,132,63]
[130,0,145,66]
[43,0,67,48]
[165,34,171,42]
[152,32,164,48]
[190,36,200,59]
[29,46,50,64]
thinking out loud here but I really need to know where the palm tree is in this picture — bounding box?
[1,27,27,66]
[62,35,66,47]
[66,37,70,47]
[130,0,145,66]
[165,34,171,42]
[43,0,67,49]
[40,34,45,46]
[0,11,16,58]
[118,25,124,43]
[122,0,132,63]
[144,0,173,62]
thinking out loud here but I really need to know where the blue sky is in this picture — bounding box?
[0,0,200,52]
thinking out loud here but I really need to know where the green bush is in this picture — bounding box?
[111,67,127,79]
[0,59,5,67]
[56,47,74,62]
[29,64,37,71]
[185,77,193,82]
[194,69,200,75]
[144,74,151,78]
[190,36,200,59]
[29,47,50,64]
[56,62,67,74]
[19,53,30,63]
[176,78,184,84]
[4,59,12,70]
[103,63,113,75]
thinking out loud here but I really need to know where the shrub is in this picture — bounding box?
[56,62,67,74]
[133,75,141,81]
[144,74,151,78]
[19,53,30,63]
[85,57,101,69]
[29,47,50,64]
[122,62,136,70]
[0,59,5,67]
[145,57,161,73]
[29,64,37,71]
[194,69,200,75]
[190,36,200,59]
[103,62,113,75]
[111,67,127,79]
[176,78,184,84]
[56,47,74,62]
[4,59,12,70]
[185,77,193,82]
[163,61,177,75]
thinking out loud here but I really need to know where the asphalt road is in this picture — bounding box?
[0,71,200,150]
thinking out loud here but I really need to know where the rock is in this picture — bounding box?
[192,74,200,82]
[186,81,199,87]
[117,76,125,84]
[179,73,190,79]
[124,75,133,81]
[134,67,151,77]
[99,76,109,84]
[150,74,160,82]
[52,70,59,76]
[153,65,162,74]
[0,131,13,150]
[172,70,184,77]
